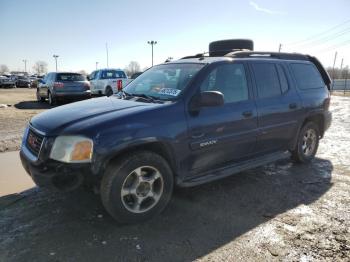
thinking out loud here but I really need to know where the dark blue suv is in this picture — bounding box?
[20,41,332,223]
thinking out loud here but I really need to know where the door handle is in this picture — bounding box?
[242,111,253,118]
[191,133,205,139]
[289,103,297,109]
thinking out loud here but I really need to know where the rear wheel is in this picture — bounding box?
[100,151,174,224]
[48,91,56,106]
[106,86,113,97]
[291,122,319,163]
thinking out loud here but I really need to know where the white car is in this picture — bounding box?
[89,69,131,96]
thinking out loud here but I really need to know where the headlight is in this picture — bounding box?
[50,136,93,163]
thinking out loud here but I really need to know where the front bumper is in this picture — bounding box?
[20,145,94,191]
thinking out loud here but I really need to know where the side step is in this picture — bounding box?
[180,151,291,187]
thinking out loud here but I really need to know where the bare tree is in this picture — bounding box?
[78,70,87,76]
[0,64,9,74]
[32,61,48,75]
[124,61,141,76]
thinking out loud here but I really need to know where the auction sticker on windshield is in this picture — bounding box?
[158,88,181,96]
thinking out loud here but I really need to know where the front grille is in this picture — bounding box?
[26,128,44,157]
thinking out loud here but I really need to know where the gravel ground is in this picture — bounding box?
[0,88,51,152]
[0,91,349,261]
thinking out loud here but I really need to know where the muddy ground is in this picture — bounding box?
[0,90,349,261]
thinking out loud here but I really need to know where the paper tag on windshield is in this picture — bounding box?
[158,88,181,97]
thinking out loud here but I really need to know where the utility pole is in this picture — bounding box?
[53,55,59,72]
[105,43,109,68]
[147,40,157,66]
[278,43,282,52]
[331,51,338,92]
[96,62,99,70]
[345,66,348,95]
[22,59,27,74]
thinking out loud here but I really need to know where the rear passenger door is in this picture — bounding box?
[250,62,302,153]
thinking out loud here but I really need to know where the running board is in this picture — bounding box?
[180,151,291,187]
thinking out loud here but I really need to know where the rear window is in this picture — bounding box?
[290,63,324,89]
[101,70,126,79]
[56,73,86,81]
[252,63,281,98]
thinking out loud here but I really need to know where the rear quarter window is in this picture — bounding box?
[290,63,324,90]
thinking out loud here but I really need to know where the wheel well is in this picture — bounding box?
[302,114,325,137]
[106,142,176,174]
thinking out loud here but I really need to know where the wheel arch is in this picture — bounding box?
[101,140,178,178]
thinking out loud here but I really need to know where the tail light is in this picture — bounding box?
[117,80,123,91]
[84,82,90,90]
[53,82,64,88]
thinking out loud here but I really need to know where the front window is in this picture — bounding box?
[123,63,204,101]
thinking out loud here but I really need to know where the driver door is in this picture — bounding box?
[186,62,258,174]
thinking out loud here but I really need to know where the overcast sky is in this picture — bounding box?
[0,0,349,73]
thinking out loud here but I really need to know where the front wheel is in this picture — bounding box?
[100,151,174,224]
[291,122,320,163]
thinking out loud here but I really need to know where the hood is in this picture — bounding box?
[30,97,154,135]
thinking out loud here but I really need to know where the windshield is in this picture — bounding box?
[123,63,204,100]
[57,73,86,81]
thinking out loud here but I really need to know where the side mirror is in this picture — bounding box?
[87,76,90,81]
[38,79,44,84]
[190,91,224,112]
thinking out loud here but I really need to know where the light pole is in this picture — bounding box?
[22,59,27,74]
[53,55,59,72]
[147,40,157,66]
[96,61,99,70]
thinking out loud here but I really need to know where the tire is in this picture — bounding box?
[48,91,56,106]
[209,39,254,56]
[291,122,320,163]
[36,89,45,102]
[100,151,174,224]
[105,86,113,97]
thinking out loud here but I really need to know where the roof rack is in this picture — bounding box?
[225,51,331,88]
[225,51,309,61]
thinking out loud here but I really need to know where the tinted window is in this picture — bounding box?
[101,70,126,79]
[200,64,248,103]
[291,63,324,89]
[277,65,289,93]
[252,63,281,98]
[56,73,86,81]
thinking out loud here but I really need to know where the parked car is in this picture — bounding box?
[20,39,332,224]
[36,72,91,105]
[0,75,16,88]
[89,69,131,96]
[16,75,32,88]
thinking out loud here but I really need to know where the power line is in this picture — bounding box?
[296,27,350,49]
[287,19,350,46]
[318,39,350,53]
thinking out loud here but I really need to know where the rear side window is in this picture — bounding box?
[56,73,86,81]
[252,63,281,98]
[277,65,289,93]
[290,63,324,90]
[101,70,126,79]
